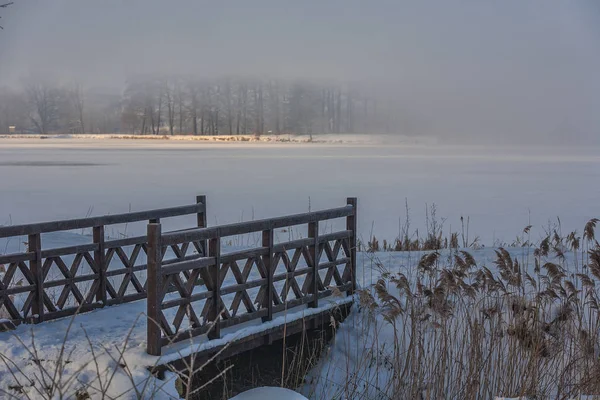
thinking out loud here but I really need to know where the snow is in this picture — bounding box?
[229,387,307,400]
[0,294,351,398]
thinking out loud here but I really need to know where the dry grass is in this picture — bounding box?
[322,217,600,399]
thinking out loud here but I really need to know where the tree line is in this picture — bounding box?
[0,75,404,136]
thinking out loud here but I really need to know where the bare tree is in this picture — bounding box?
[268,80,281,135]
[147,79,163,135]
[122,78,148,134]
[25,81,61,135]
[165,79,175,135]
[68,83,85,134]
[252,82,264,135]
[187,79,200,135]
[0,87,27,133]
[1,73,398,137]
[0,2,14,30]
[237,82,248,135]
[224,78,234,135]
[175,79,186,134]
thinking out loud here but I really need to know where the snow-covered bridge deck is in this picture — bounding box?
[0,292,352,397]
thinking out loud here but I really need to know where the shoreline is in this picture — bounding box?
[0,133,436,146]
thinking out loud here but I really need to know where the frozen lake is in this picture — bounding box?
[1,137,599,245]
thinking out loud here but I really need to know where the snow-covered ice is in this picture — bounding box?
[1,138,599,245]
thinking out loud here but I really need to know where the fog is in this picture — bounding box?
[1,0,599,144]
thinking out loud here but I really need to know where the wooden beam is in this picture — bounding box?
[161,206,354,246]
[346,198,357,294]
[146,223,163,356]
[28,233,43,323]
[152,302,353,376]
[262,225,274,322]
[0,203,205,238]
[196,195,207,257]
[207,234,221,340]
[308,221,319,308]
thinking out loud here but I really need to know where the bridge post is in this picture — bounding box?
[196,195,207,257]
[93,225,106,305]
[28,233,43,323]
[346,197,357,295]
[207,233,221,340]
[147,223,163,356]
[262,224,274,322]
[308,220,319,308]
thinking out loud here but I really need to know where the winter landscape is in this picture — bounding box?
[1,1,600,399]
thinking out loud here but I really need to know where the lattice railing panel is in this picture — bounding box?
[145,199,357,356]
[0,259,36,321]
[105,243,148,302]
[319,239,350,288]
[273,247,310,303]
[41,250,99,317]
[156,261,213,343]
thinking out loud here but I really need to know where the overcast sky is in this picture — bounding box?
[0,0,599,143]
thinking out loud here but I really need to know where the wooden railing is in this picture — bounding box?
[0,196,207,325]
[145,198,357,356]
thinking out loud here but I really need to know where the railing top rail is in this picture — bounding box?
[161,204,355,245]
[0,202,206,238]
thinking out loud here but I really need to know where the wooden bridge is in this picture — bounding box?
[0,196,357,370]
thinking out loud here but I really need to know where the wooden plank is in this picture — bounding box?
[160,257,216,277]
[0,252,35,264]
[105,264,148,277]
[0,203,205,238]
[219,277,267,296]
[43,273,100,288]
[219,308,268,329]
[160,206,354,246]
[268,206,353,230]
[313,283,352,301]
[146,223,163,356]
[162,253,203,266]
[318,258,351,271]
[105,253,204,279]
[161,227,220,246]
[273,296,311,313]
[273,238,313,253]
[161,290,213,310]
[41,302,105,322]
[272,267,311,282]
[105,292,147,306]
[104,235,147,249]
[40,243,98,258]
[1,284,37,296]
[220,247,269,264]
[318,230,353,243]
[154,303,353,375]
